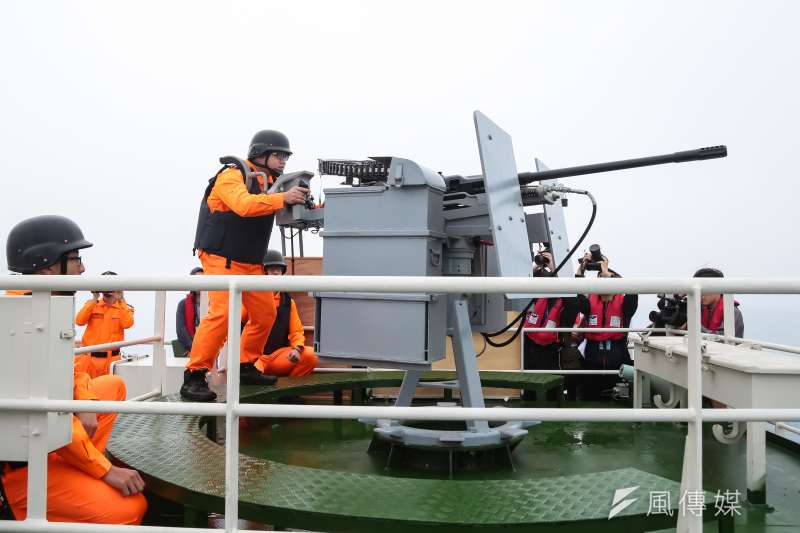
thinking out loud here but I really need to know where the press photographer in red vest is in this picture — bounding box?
[692,267,744,338]
[522,250,581,400]
[575,247,638,399]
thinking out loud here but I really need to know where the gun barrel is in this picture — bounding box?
[518,145,727,185]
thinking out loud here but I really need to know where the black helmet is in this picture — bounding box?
[6,215,93,274]
[247,130,292,159]
[263,249,286,273]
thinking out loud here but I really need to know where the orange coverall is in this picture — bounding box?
[187,162,285,371]
[74,298,134,378]
[1,291,146,524]
[246,293,318,377]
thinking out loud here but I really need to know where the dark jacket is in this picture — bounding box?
[176,294,200,351]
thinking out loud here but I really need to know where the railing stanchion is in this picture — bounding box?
[678,286,704,532]
[152,291,167,396]
[224,282,242,532]
[25,291,52,522]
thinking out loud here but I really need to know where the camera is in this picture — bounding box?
[578,244,604,271]
[648,294,687,329]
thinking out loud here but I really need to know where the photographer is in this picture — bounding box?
[575,247,638,400]
[522,250,582,400]
[693,267,744,338]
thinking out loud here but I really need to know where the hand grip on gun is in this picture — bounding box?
[283,185,311,206]
[298,179,316,209]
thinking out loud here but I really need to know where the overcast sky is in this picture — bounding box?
[2,0,799,348]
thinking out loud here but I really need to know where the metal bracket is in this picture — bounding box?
[712,421,746,444]
[653,383,681,409]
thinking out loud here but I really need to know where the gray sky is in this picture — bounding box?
[2,0,799,347]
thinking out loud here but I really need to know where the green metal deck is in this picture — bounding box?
[107,372,728,532]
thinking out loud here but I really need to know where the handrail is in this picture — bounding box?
[3,274,800,294]
[3,275,800,533]
[74,336,162,355]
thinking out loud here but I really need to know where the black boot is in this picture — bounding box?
[240,363,277,386]
[180,369,217,402]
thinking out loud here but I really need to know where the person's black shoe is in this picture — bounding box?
[240,363,277,386]
[180,369,217,402]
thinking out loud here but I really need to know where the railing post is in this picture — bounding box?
[224,281,242,532]
[723,293,736,343]
[26,291,51,522]
[152,291,167,395]
[678,286,703,533]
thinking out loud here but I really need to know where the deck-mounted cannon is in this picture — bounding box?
[274,112,726,458]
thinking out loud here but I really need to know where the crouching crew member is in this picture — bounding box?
[576,252,638,400]
[2,215,146,525]
[523,250,581,400]
[694,267,744,338]
[74,271,134,378]
[245,250,318,377]
[182,129,310,402]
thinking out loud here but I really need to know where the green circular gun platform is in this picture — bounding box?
[107,371,730,532]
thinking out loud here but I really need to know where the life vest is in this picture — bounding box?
[585,293,626,341]
[701,296,737,333]
[183,292,198,337]
[263,292,293,355]
[525,298,566,345]
[193,157,275,265]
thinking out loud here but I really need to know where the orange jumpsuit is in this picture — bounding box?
[187,163,285,371]
[249,293,318,377]
[74,298,134,378]
[1,291,146,524]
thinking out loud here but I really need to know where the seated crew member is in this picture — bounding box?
[74,271,134,378]
[2,215,146,524]
[244,250,318,377]
[182,129,311,402]
[175,266,204,356]
[575,250,638,400]
[522,250,581,400]
[693,267,744,338]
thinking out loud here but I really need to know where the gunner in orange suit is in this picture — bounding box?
[182,129,311,402]
[1,215,146,524]
[74,271,134,378]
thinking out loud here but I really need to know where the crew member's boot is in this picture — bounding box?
[240,363,277,386]
[180,369,217,402]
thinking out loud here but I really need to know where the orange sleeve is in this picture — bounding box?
[75,299,96,326]
[73,369,99,401]
[119,302,134,329]
[211,167,286,217]
[288,299,306,348]
[55,416,112,479]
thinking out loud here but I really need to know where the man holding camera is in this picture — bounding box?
[74,271,134,378]
[575,247,638,400]
[182,130,311,402]
[523,250,582,400]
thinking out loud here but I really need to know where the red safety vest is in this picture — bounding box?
[701,297,736,333]
[525,298,564,345]
[585,294,626,341]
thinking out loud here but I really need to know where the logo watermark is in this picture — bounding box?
[609,487,742,519]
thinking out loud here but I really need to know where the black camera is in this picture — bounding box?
[649,294,688,329]
[579,244,604,271]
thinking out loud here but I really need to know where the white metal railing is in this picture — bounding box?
[1,275,800,533]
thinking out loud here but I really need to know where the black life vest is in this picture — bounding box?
[263,292,292,355]
[193,157,275,265]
